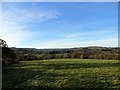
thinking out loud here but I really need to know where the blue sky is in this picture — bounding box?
[1,2,118,48]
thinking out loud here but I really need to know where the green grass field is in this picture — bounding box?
[3,59,120,88]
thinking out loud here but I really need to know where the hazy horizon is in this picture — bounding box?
[10,46,118,49]
[1,2,118,49]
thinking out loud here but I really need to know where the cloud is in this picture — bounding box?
[27,37,118,49]
[1,3,59,47]
[64,28,117,38]
[3,3,59,24]
[65,34,76,38]
[1,21,30,46]
[27,38,77,48]
[79,38,118,47]
[1,3,117,48]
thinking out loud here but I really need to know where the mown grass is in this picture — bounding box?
[3,59,120,88]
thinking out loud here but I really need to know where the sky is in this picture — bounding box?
[1,2,118,48]
[2,0,120,2]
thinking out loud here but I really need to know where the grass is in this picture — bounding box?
[3,59,120,88]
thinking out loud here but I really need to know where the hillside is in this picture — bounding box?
[11,46,119,61]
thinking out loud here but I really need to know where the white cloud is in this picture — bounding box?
[3,4,59,24]
[1,21,30,46]
[27,37,118,49]
[26,38,77,48]
[64,28,117,38]
[79,38,118,47]
[1,3,59,47]
[65,34,76,38]
[1,3,117,48]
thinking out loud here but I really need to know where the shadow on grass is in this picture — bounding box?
[3,67,119,88]
[3,68,46,88]
[11,62,120,70]
[2,61,120,88]
[41,63,119,70]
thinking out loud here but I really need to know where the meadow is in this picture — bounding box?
[3,59,120,88]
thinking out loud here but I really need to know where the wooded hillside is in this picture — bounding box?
[11,46,119,61]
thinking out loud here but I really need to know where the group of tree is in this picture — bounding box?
[1,39,17,65]
[11,46,120,61]
[1,39,119,63]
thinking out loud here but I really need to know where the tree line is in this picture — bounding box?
[12,46,119,61]
[1,38,119,65]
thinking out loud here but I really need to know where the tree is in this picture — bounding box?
[1,39,17,65]
[64,53,71,58]
[55,54,64,59]
[71,52,80,58]
[0,39,8,47]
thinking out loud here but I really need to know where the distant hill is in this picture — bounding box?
[10,46,119,61]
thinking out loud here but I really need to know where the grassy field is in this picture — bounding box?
[3,59,120,88]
